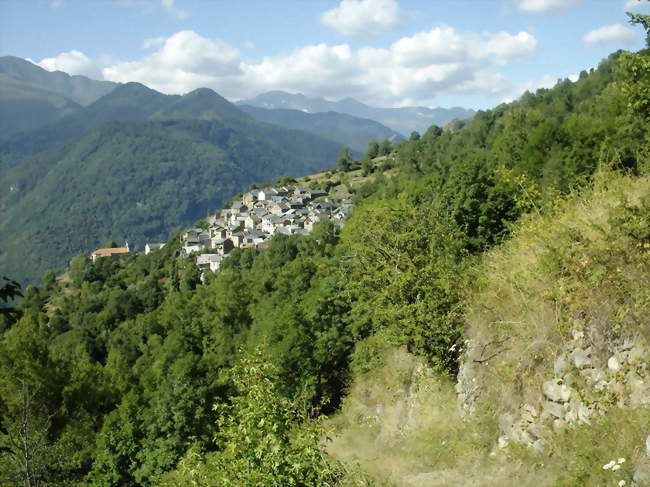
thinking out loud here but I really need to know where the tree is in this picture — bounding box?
[378,138,392,156]
[409,131,421,141]
[0,277,22,328]
[365,139,379,160]
[0,380,57,487]
[361,157,373,176]
[618,13,650,119]
[337,146,352,172]
[159,349,351,487]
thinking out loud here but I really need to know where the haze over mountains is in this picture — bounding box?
[238,105,403,153]
[0,56,118,136]
[238,91,476,136]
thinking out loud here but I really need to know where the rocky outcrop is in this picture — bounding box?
[457,324,650,452]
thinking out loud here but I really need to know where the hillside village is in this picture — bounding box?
[88,184,353,275]
[182,185,352,273]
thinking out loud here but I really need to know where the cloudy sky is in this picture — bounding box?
[1,0,649,109]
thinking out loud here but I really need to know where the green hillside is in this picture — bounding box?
[0,115,341,284]
[0,19,649,487]
[0,73,82,137]
[0,83,179,169]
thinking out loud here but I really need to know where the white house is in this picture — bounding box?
[144,243,165,255]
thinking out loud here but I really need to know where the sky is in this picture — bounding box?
[0,0,649,109]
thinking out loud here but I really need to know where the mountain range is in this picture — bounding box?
[0,56,118,137]
[238,91,476,136]
[238,105,403,153]
[0,79,342,284]
[0,57,475,284]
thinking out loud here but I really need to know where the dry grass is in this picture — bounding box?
[464,172,650,414]
[329,173,650,486]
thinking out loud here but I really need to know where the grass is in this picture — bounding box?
[464,172,649,415]
[328,172,650,486]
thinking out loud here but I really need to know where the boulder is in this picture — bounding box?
[633,458,650,486]
[570,348,591,369]
[608,355,622,372]
[578,403,592,424]
[542,400,566,419]
[542,379,572,402]
[554,356,569,376]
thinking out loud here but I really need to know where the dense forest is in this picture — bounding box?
[0,86,344,285]
[0,15,649,487]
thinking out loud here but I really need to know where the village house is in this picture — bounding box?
[212,237,234,255]
[90,245,129,263]
[188,183,352,275]
[197,253,228,272]
[144,243,165,255]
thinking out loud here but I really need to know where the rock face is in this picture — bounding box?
[456,326,650,453]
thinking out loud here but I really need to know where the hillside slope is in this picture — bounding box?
[1,34,648,486]
[0,82,178,169]
[0,115,341,284]
[0,73,82,137]
[330,173,650,486]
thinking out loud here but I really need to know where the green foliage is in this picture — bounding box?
[160,349,352,487]
[1,46,648,486]
[0,107,341,285]
[337,146,352,172]
[377,138,392,156]
[617,14,650,119]
[0,276,22,329]
[365,139,379,160]
[341,200,465,375]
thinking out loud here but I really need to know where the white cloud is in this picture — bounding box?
[514,0,583,13]
[244,41,255,49]
[161,0,188,19]
[103,30,242,94]
[96,27,536,106]
[583,24,638,46]
[320,0,401,38]
[624,0,648,10]
[33,50,100,78]
[50,0,63,8]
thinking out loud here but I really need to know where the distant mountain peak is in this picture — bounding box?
[238,90,475,135]
[0,55,118,106]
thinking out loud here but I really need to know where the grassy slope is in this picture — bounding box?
[329,172,650,487]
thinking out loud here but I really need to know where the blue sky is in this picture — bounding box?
[1,0,648,109]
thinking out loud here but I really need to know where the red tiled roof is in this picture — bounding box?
[91,247,129,257]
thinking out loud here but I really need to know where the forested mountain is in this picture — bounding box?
[239,104,403,153]
[0,73,82,136]
[238,90,475,135]
[1,82,179,169]
[0,57,117,137]
[1,19,649,486]
[0,88,343,284]
[0,56,117,106]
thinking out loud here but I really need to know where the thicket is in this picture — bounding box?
[1,30,649,485]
